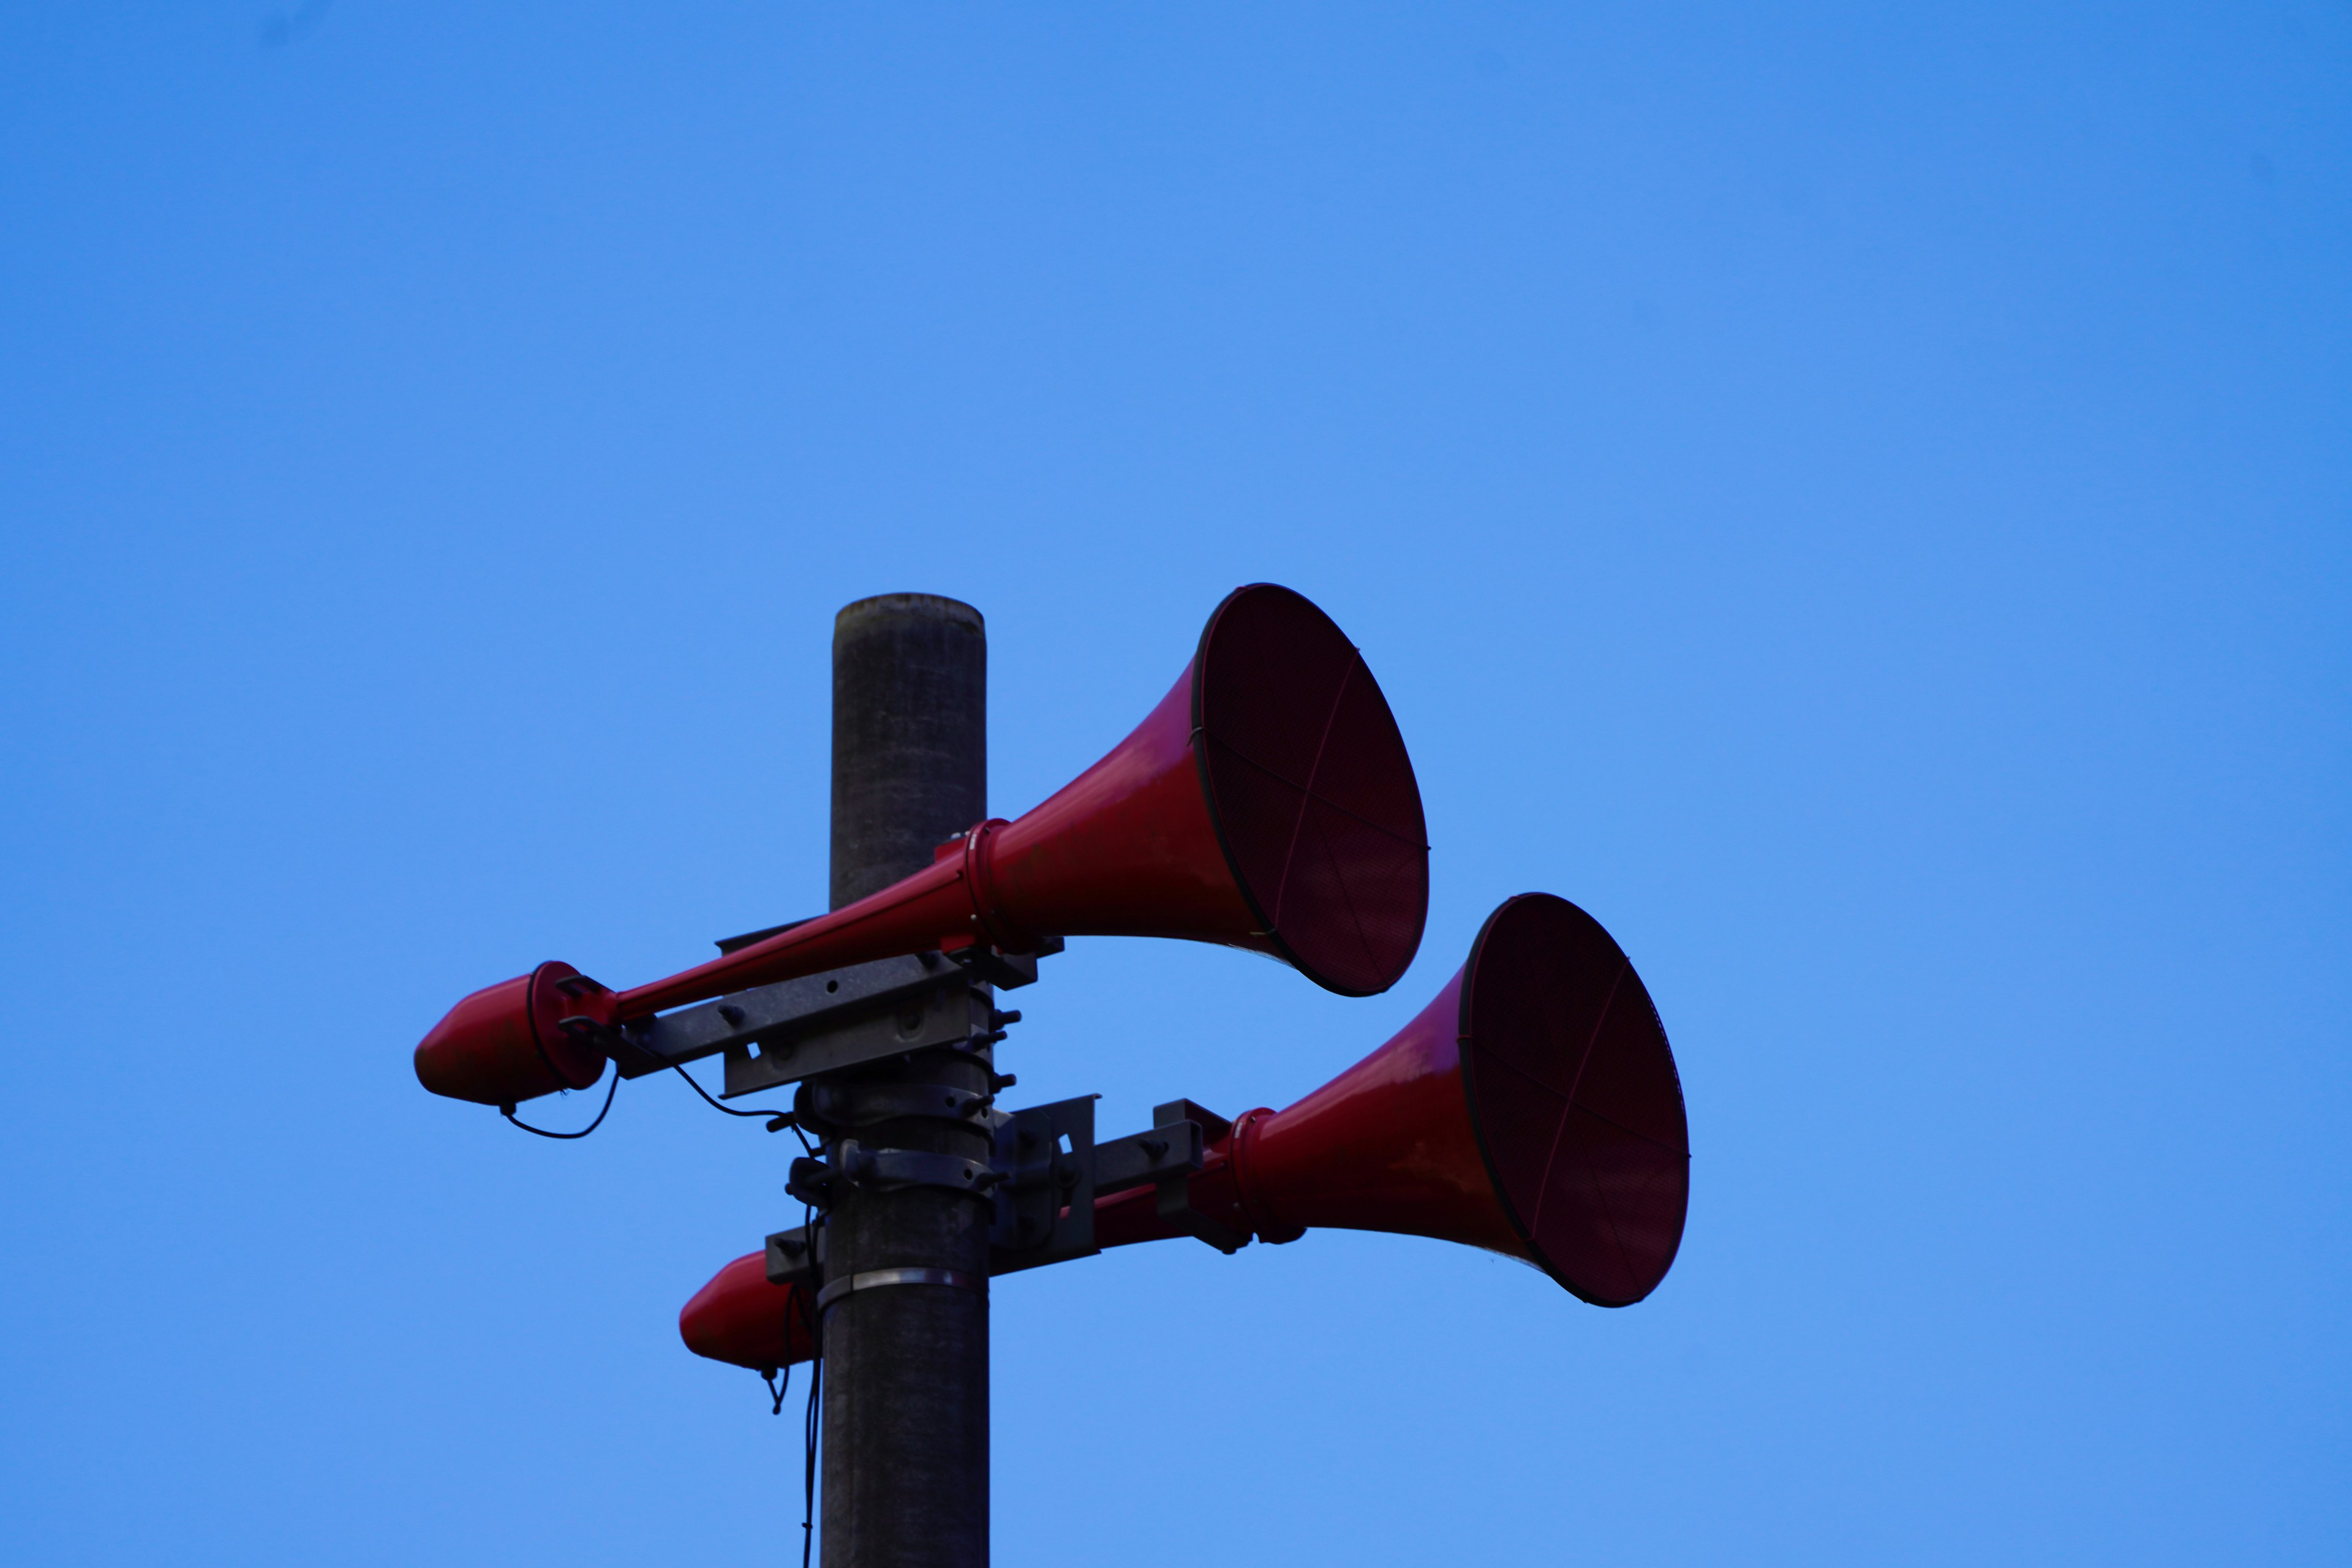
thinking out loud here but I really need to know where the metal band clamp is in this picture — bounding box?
[815,1267,988,1314]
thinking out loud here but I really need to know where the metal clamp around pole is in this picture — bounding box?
[798,1080,992,1136]
[836,1139,1003,1198]
[815,1267,988,1314]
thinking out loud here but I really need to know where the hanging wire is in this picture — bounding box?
[505,1047,821,1557]
[499,1069,619,1139]
[497,1054,794,1140]
[799,1196,825,1568]
[665,1060,793,1123]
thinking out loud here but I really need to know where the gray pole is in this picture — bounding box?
[822,594,991,1568]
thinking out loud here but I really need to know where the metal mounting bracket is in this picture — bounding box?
[988,1096,1098,1273]
[767,1098,1229,1286]
[601,952,968,1076]
[767,1222,827,1285]
[1146,1100,1248,1253]
[597,945,1047,1099]
[1091,1116,1207,1196]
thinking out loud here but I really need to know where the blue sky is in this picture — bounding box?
[1,4,2345,1563]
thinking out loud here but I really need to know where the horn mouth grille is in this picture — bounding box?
[1461,893,1690,1307]
[1192,584,1430,997]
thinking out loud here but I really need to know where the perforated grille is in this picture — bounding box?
[1194,585,1429,996]
[1463,894,1689,1307]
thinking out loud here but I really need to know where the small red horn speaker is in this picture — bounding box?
[417,584,1429,1102]
[679,1252,816,1372]
[1097,893,1690,1306]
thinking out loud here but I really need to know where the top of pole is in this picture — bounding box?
[835,593,985,638]
[829,594,988,912]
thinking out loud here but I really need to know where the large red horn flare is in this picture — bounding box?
[415,585,1430,1102]
[1096,893,1690,1307]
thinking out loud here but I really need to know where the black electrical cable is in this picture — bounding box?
[501,1055,796,1140]
[500,1031,821,1552]
[799,1196,825,1568]
[499,1069,619,1139]
[665,1060,792,1123]
[802,1345,821,1568]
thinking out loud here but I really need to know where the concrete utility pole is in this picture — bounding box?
[821,594,991,1567]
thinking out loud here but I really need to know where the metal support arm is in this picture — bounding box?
[599,944,1051,1099]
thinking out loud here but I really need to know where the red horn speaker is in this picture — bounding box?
[675,896,1681,1367]
[679,1252,816,1373]
[1096,893,1690,1307]
[417,584,1430,1106]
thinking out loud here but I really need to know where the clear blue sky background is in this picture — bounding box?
[2,4,2345,1564]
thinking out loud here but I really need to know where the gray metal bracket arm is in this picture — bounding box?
[1091,1117,1207,1196]
[595,947,1046,1101]
[601,952,967,1077]
[767,1223,827,1286]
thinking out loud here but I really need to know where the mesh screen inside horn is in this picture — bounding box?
[1194,585,1429,996]
[1462,894,1689,1306]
